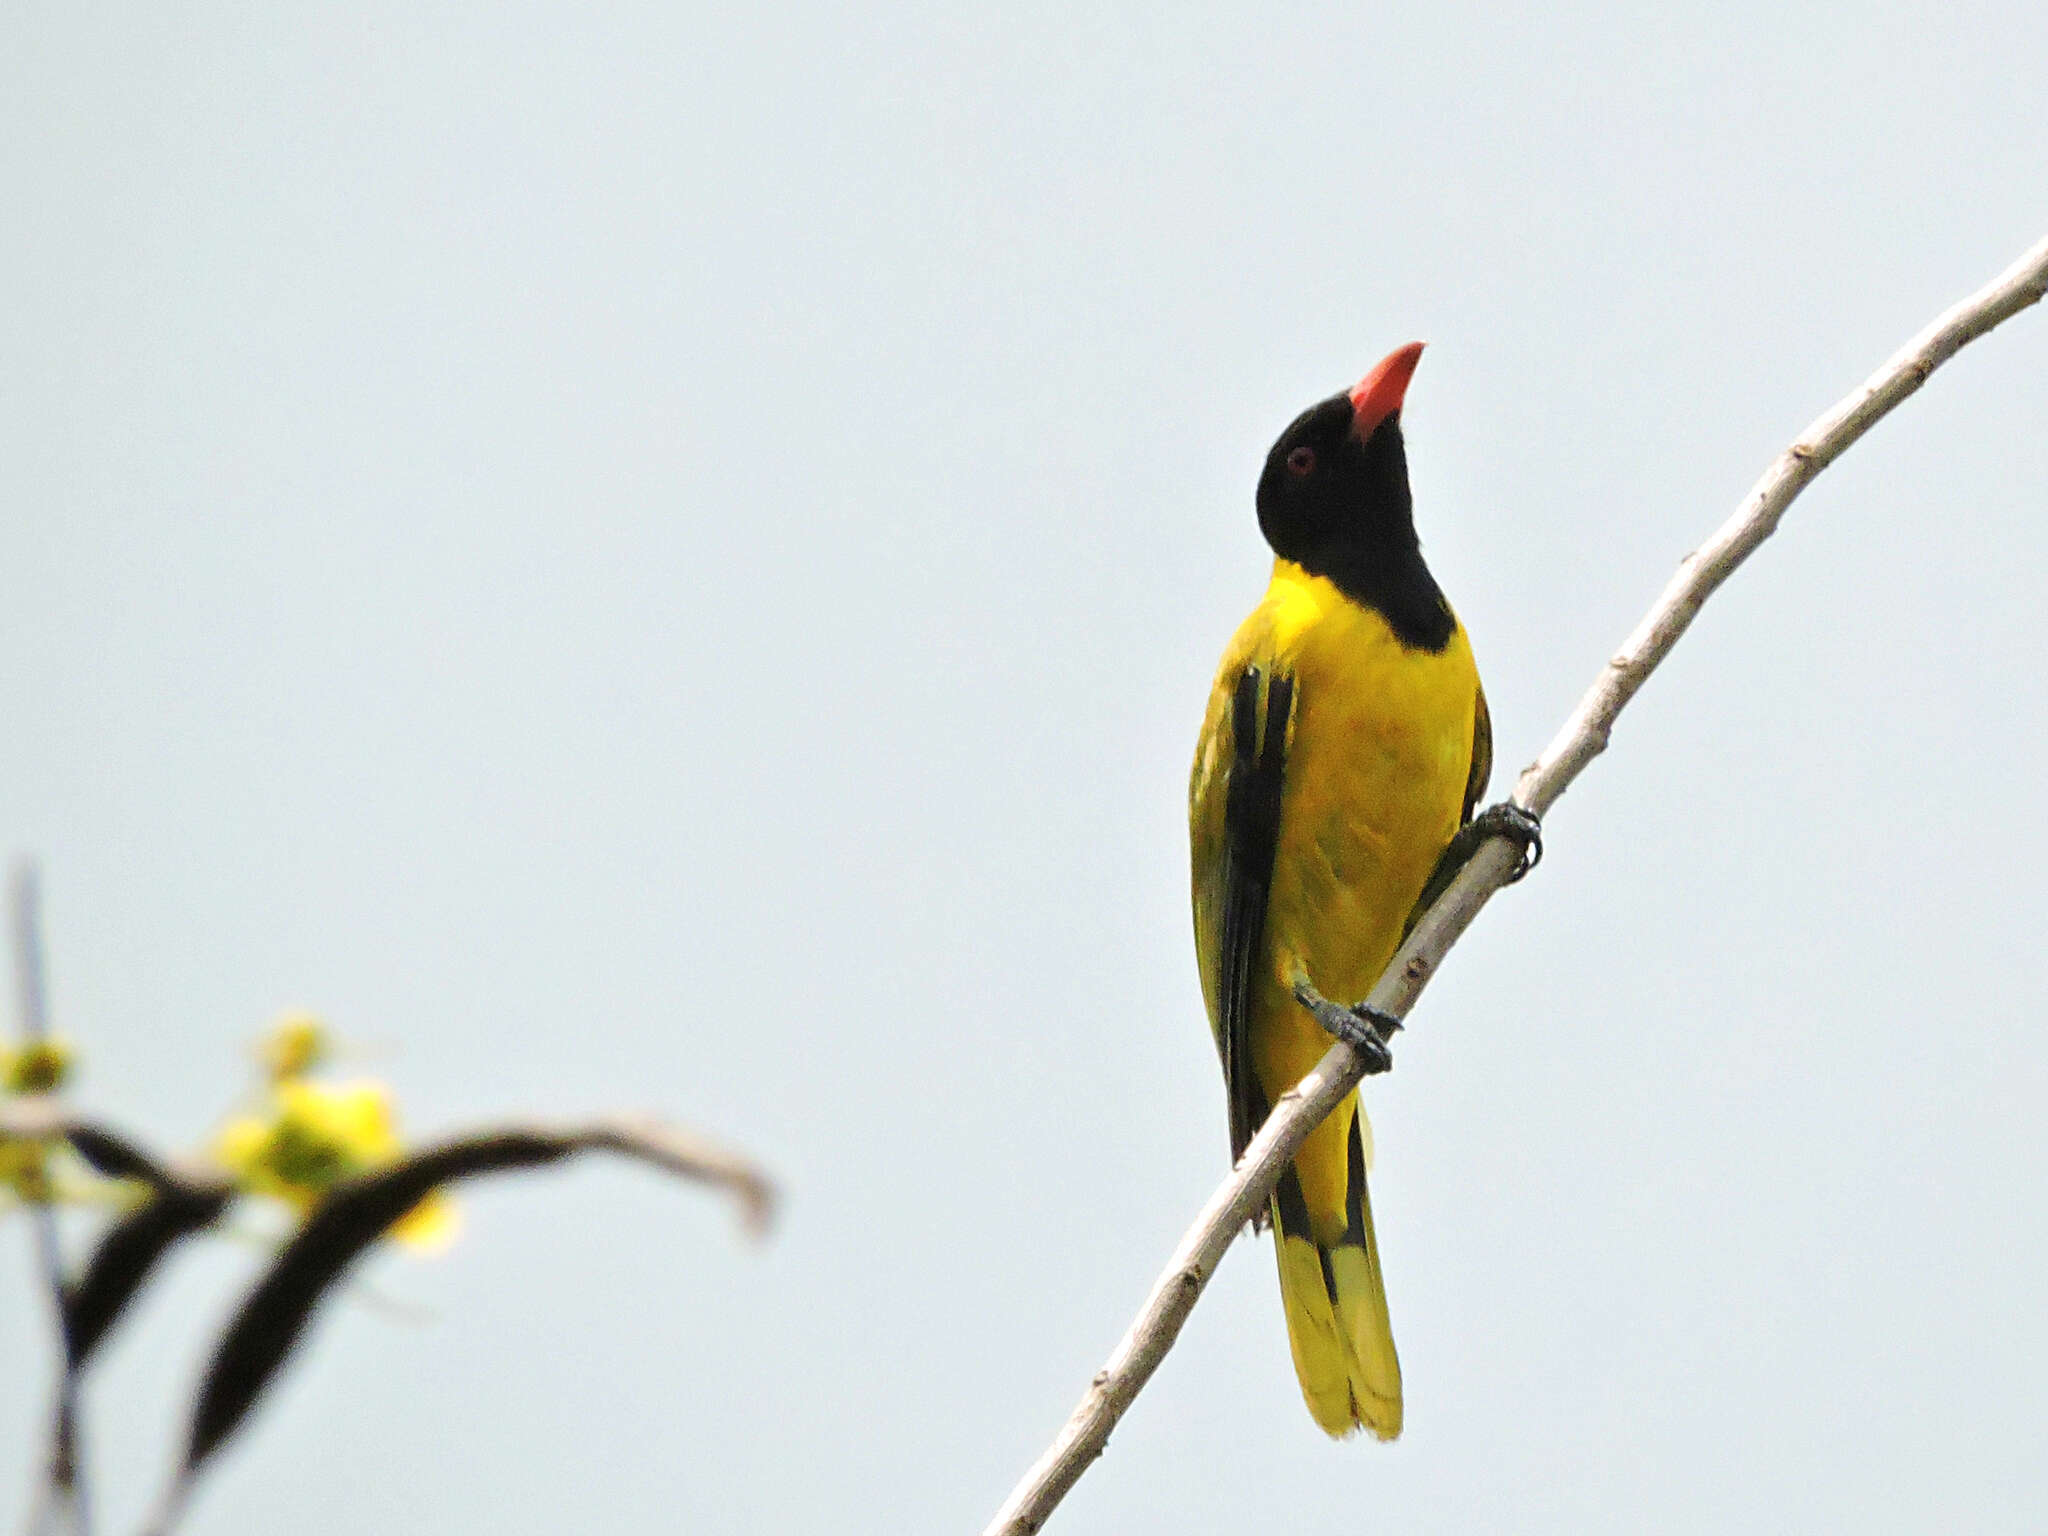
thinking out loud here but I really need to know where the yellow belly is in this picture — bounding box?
[1191,558,1479,1223]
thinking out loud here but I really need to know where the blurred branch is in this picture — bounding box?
[573,1113,777,1237]
[10,864,49,1038]
[11,861,92,1536]
[0,1097,212,1194]
[984,229,2048,1536]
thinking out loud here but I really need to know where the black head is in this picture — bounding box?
[1253,342,1453,651]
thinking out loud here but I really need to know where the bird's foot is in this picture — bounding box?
[1293,979,1399,1076]
[1401,800,1546,942]
[1472,800,1543,883]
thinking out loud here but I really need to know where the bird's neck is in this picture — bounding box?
[1288,529,1454,653]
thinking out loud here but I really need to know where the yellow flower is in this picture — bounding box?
[0,1135,53,1206]
[2,1036,73,1095]
[257,1012,330,1083]
[1,1037,76,1210]
[214,1079,458,1251]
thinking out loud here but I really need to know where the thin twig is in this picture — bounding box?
[576,1113,778,1238]
[984,230,2048,1536]
[0,1097,213,1195]
[11,864,49,1038]
[11,862,93,1536]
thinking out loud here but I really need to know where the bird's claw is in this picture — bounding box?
[1474,801,1543,883]
[1293,980,1400,1076]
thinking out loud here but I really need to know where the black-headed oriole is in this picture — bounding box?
[1190,344,1532,1438]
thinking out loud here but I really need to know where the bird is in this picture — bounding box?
[1188,343,1535,1438]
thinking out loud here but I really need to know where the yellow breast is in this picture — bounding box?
[1262,562,1476,986]
[1191,558,1480,1137]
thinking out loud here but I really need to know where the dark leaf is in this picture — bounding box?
[180,1131,575,1477]
[64,1185,233,1367]
[61,1122,180,1186]
[48,1183,228,1496]
[156,1115,772,1530]
[0,1097,183,1189]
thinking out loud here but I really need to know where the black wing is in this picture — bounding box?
[1219,665,1293,1164]
[1461,683,1493,825]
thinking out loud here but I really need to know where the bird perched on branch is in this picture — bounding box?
[1189,343,1536,1438]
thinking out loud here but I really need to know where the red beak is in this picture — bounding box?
[1348,342,1426,439]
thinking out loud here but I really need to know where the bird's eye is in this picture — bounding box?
[1285,446,1315,476]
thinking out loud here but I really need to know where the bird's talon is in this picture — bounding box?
[1324,1016,1392,1071]
[1294,979,1399,1074]
[1475,801,1543,882]
[1341,1003,1401,1075]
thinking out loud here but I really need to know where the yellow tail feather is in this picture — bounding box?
[1270,1112,1401,1439]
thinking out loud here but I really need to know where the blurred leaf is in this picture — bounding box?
[159,1117,772,1523]
[52,1182,232,1491]
[65,1184,233,1368]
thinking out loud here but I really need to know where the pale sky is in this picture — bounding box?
[5,5,2048,1533]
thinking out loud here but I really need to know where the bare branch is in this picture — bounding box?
[0,1096,215,1195]
[11,860,95,1536]
[575,1113,778,1238]
[984,230,2048,1536]
[10,861,50,1040]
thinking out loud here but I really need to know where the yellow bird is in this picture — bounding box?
[1189,344,1535,1438]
